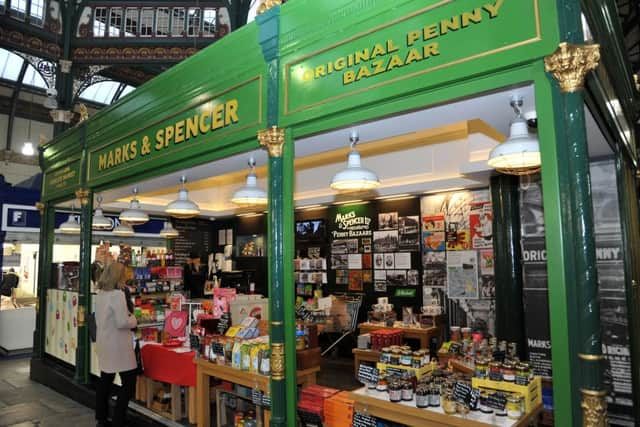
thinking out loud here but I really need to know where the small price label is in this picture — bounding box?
[353,412,377,427]
[357,364,379,385]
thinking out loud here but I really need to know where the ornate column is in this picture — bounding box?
[544,42,605,426]
[32,202,55,360]
[259,126,296,427]
[74,187,92,383]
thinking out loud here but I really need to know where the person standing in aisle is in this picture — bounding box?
[95,262,137,427]
[0,268,19,297]
[183,252,206,299]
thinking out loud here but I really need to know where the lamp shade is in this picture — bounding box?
[165,188,200,219]
[58,214,80,234]
[231,172,268,206]
[92,208,112,230]
[330,150,380,191]
[159,221,179,238]
[21,142,35,156]
[119,188,149,225]
[488,117,541,176]
[112,222,134,236]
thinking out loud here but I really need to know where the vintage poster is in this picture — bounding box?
[446,251,479,299]
[362,253,372,269]
[362,270,373,284]
[470,201,493,249]
[348,270,363,291]
[423,251,447,288]
[445,221,470,251]
[480,250,494,276]
[422,214,445,232]
[422,230,446,251]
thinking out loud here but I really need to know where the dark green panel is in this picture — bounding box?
[490,174,525,359]
[42,159,81,202]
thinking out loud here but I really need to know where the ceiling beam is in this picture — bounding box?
[5,61,29,151]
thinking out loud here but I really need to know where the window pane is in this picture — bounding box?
[202,8,216,37]
[0,49,25,81]
[156,7,169,36]
[140,8,153,36]
[10,0,27,20]
[125,8,138,36]
[22,65,48,89]
[94,7,107,37]
[171,8,185,36]
[30,0,45,26]
[79,81,121,105]
[0,0,5,13]
[109,8,123,37]
[187,8,200,37]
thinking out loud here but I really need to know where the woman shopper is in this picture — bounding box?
[95,262,137,427]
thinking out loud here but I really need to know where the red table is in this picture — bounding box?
[139,343,197,422]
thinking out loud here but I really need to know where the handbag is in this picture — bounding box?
[134,339,144,374]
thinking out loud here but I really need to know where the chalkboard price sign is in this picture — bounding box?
[453,382,477,408]
[217,312,231,335]
[211,342,224,356]
[357,364,379,385]
[486,391,508,411]
[262,394,271,408]
[353,412,377,427]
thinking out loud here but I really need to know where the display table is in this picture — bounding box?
[139,343,197,423]
[358,323,440,349]
[352,348,381,376]
[195,358,320,427]
[349,388,542,427]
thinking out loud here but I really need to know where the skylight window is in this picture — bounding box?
[0,48,48,89]
[79,81,135,105]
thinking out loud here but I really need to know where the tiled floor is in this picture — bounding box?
[0,356,95,427]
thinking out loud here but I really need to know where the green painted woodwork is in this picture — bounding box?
[614,153,640,425]
[75,191,93,384]
[490,175,525,360]
[42,159,81,203]
[278,0,559,127]
[534,61,581,427]
[33,204,55,359]
[86,77,263,187]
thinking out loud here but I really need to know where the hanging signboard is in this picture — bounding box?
[283,0,543,117]
[87,76,263,185]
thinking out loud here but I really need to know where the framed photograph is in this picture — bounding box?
[407,269,419,286]
[386,270,406,286]
[374,281,387,292]
[399,216,420,235]
[348,253,363,269]
[373,230,399,252]
[331,254,349,269]
[331,239,349,254]
[378,212,399,230]
[363,244,372,253]
[374,253,385,269]
[362,270,373,284]
[335,269,349,285]
[384,253,395,269]
[394,252,412,269]
[236,234,265,257]
[362,253,372,269]
[348,270,363,291]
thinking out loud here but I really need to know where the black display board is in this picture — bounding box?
[171,218,214,265]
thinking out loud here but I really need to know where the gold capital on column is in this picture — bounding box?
[544,42,600,93]
[75,189,90,206]
[581,389,608,427]
[258,126,285,158]
[271,343,285,380]
[35,202,45,215]
[257,0,282,15]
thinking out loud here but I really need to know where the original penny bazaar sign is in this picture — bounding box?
[284,0,541,114]
[87,76,263,182]
[43,160,81,201]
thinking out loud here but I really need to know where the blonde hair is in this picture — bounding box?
[97,262,126,291]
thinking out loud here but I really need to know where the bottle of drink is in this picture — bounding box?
[131,249,137,267]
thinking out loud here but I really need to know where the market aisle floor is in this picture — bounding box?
[0,356,95,427]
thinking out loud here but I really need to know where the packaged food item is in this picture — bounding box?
[388,381,402,402]
[507,393,523,419]
[232,341,243,369]
[428,384,440,407]
[250,344,261,373]
[401,381,414,401]
[415,385,429,408]
[502,361,516,382]
[241,343,252,371]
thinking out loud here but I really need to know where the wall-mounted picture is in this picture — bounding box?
[384,253,395,269]
[362,270,373,284]
[445,222,470,251]
[331,254,349,269]
[361,237,372,246]
[374,281,387,292]
[236,234,265,257]
[335,269,349,285]
[423,251,447,288]
[446,250,479,299]
[386,270,407,286]
[374,253,385,269]
[394,252,412,269]
[407,270,419,286]
[348,254,363,269]
[399,216,420,234]
[347,239,359,254]
[422,231,446,251]
[362,253,372,269]
[422,214,445,232]
[470,202,493,249]
[348,270,363,291]
[363,245,372,253]
[331,239,349,254]
[374,230,399,252]
[378,212,398,230]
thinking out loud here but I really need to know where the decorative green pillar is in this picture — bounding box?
[544,40,605,425]
[490,175,525,359]
[74,188,92,383]
[32,202,55,360]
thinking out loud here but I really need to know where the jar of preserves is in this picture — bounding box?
[380,347,391,364]
[506,393,523,420]
[401,381,414,401]
[428,384,441,407]
[388,381,402,402]
[400,350,413,366]
[502,361,516,382]
[442,391,457,414]
[415,385,429,408]
[376,377,388,392]
[489,361,503,381]
[450,326,461,342]
[515,362,530,385]
[461,327,472,341]
[475,358,488,379]
[479,390,493,414]
[390,349,401,365]
[412,351,422,368]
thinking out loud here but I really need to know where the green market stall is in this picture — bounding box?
[32,1,640,426]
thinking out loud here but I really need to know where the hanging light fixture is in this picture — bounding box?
[231,157,268,206]
[112,221,134,236]
[159,221,179,238]
[58,207,80,234]
[488,96,541,175]
[92,195,112,230]
[119,187,149,225]
[165,175,200,219]
[330,129,380,191]
[21,92,35,156]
